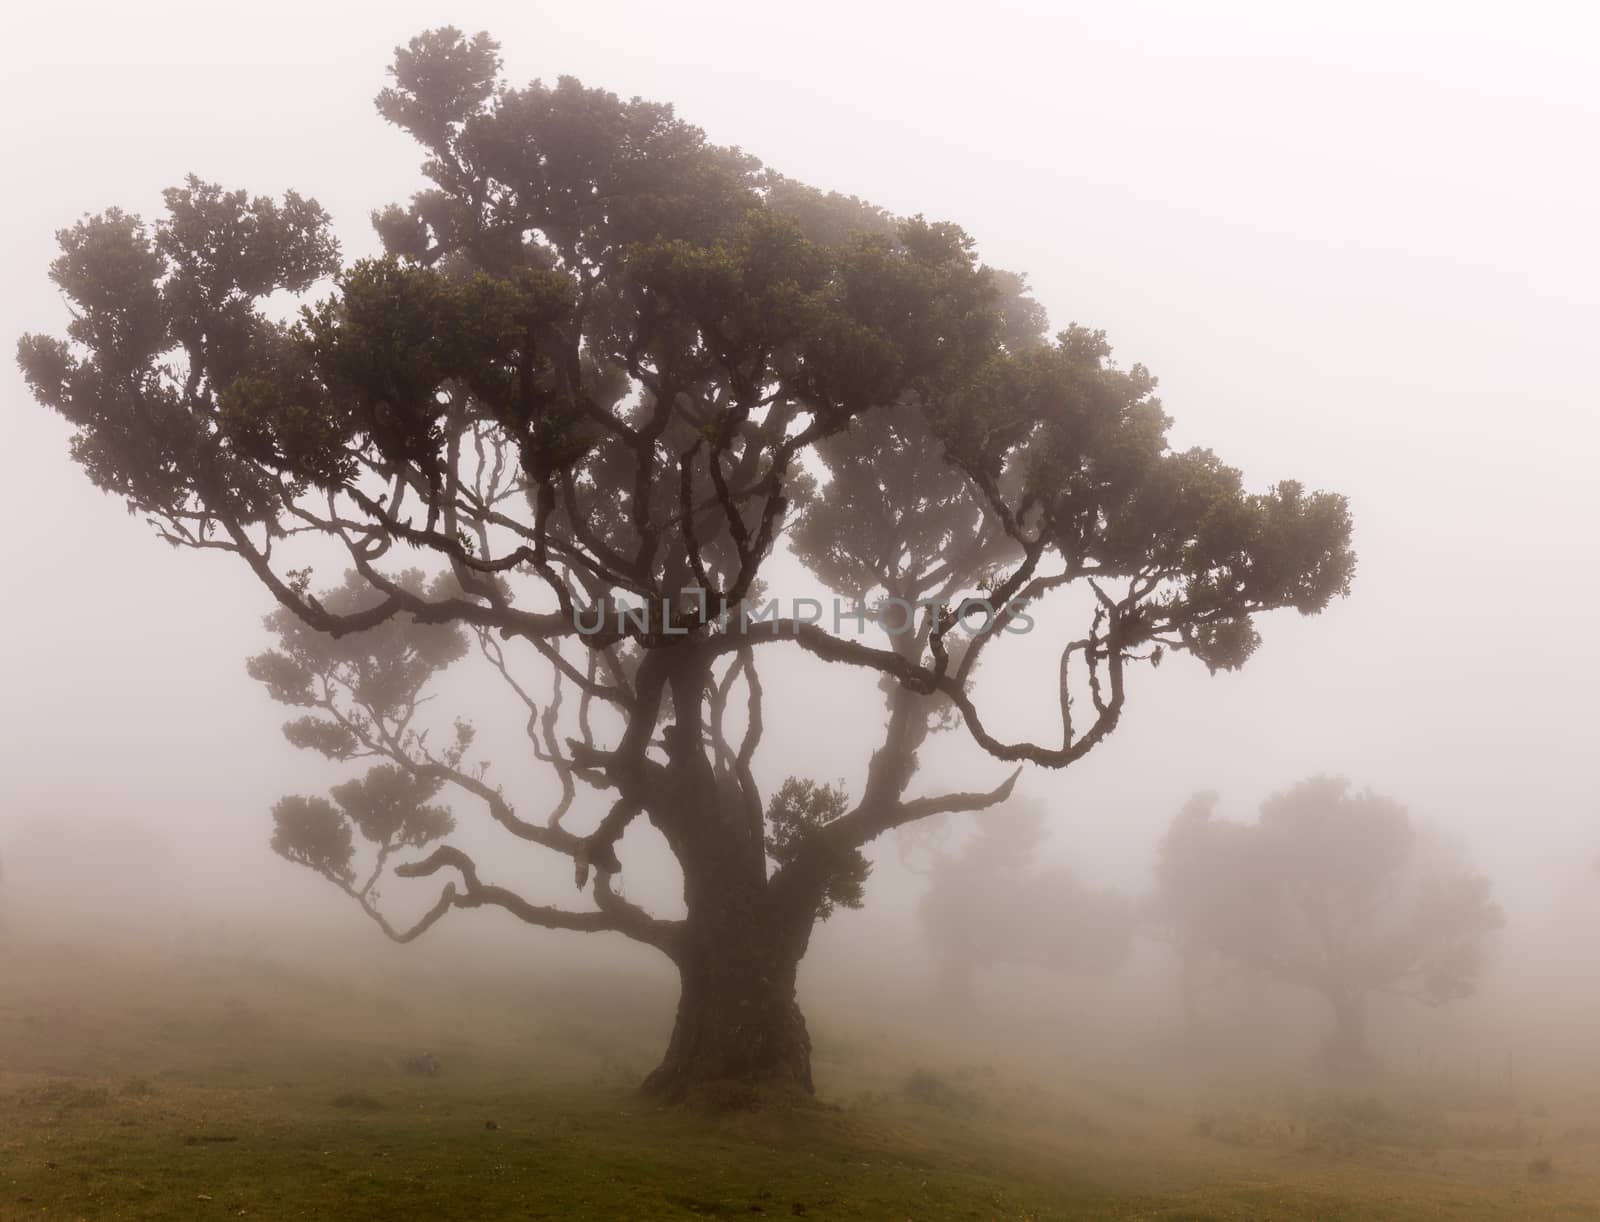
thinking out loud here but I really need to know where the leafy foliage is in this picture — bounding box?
[269,795,355,883]
[246,569,469,728]
[329,765,455,850]
[766,778,869,919]
[270,764,455,897]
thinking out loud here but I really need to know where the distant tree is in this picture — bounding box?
[1152,791,1270,1038]
[1155,779,1503,1062]
[918,802,1136,1009]
[17,28,1355,1096]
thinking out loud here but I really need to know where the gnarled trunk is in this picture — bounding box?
[1178,946,1203,1040]
[642,917,813,1098]
[640,742,818,1096]
[1323,989,1370,1065]
[636,653,837,1099]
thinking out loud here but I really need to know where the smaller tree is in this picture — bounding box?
[918,802,1136,1010]
[1155,778,1503,1064]
[1150,791,1268,1039]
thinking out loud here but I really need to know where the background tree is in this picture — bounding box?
[1152,791,1271,1039]
[17,28,1355,1097]
[1155,778,1503,1063]
[918,801,1137,1010]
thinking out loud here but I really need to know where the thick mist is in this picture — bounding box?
[2,4,1598,1217]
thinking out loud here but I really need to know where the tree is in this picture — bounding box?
[1155,779,1503,1063]
[17,28,1355,1097]
[1152,791,1269,1039]
[918,802,1136,1010]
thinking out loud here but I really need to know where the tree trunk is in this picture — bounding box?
[1324,990,1370,1065]
[641,904,813,1099]
[1179,947,1203,1041]
[636,652,825,1100]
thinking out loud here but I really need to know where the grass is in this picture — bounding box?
[5,937,1600,1219]
[4,1069,1101,1219]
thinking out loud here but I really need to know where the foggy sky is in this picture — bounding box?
[2,1,1596,931]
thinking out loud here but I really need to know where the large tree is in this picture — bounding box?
[1155,779,1503,1063]
[17,29,1355,1097]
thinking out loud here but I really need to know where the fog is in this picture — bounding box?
[2,3,1599,1214]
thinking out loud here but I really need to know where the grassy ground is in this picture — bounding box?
[3,938,1600,1220]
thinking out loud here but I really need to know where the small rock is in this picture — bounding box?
[485,1119,499,1131]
